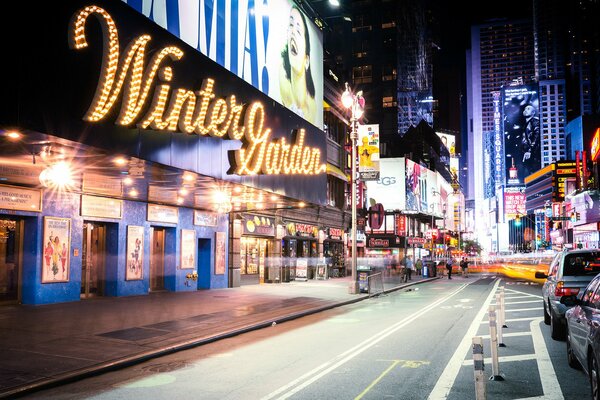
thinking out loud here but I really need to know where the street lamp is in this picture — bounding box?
[342,82,365,294]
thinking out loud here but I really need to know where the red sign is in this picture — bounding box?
[592,128,600,161]
[407,237,426,245]
[368,203,385,230]
[395,214,406,235]
[328,228,343,240]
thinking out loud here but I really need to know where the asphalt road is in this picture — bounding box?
[22,275,591,399]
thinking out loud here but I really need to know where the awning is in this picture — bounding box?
[327,163,350,182]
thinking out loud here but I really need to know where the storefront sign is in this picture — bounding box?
[591,128,600,162]
[194,211,218,227]
[82,173,123,196]
[366,234,402,248]
[147,204,178,224]
[286,222,318,238]
[296,258,308,281]
[242,214,275,236]
[0,184,42,212]
[407,237,426,245]
[395,215,406,235]
[327,227,344,241]
[69,6,326,177]
[81,195,122,219]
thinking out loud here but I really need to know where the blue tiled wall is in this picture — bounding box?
[3,190,229,305]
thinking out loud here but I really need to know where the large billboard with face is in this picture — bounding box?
[502,84,540,185]
[124,0,324,129]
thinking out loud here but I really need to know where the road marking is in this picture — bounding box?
[504,295,540,299]
[355,360,401,400]
[531,317,564,400]
[428,279,501,400]
[503,300,541,305]
[462,354,537,365]
[505,307,543,312]
[480,317,539,324]
[480,331,531,338]
[505,289,543,299]
[261,284,470,400]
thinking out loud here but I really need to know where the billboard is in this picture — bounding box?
[357,124,380,181]
[124,0,324,129]
[365,159,405,211]
[405,159,426,213]
[504,186,526,219]
[502,84,540,185]
[436,132,456,158]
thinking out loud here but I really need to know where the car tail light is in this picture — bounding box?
[555,281,580,297]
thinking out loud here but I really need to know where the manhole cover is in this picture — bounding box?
[141,361,191,373]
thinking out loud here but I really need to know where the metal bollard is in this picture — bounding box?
[472,336,487,400]
[488,305,504,381]
[496,294,506,347]
[500,287,507,328]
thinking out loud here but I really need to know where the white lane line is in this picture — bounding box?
[462,354,537,365]
[480,317,539,324]
[505,307,543,312]
[504,293,536,299]
[504,300,542,305]
[480,331,532,339]
[428,279,501,400]
[261,284,470,400]
[504,289,543,299]
[531,317,564,400]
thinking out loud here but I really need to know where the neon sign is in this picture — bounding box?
[591,128,600,162]
[69,6,326,176]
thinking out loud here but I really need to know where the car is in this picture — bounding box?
[564,274,600,399]
[535,249,600,340]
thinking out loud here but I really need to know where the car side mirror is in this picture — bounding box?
[560,295,580,307]
[535,271,548,279]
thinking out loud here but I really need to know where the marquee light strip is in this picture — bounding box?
[68,5,325,176]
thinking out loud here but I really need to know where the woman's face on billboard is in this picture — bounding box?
[287,7,308,74]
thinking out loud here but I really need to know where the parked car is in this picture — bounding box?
[535,249,600,340]
[564,274,600,399]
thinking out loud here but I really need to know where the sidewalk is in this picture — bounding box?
[0,274,437,398]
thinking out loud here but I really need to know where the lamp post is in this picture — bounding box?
[342,82,365,294]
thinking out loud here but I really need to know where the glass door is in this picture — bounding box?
[81,222,106,298]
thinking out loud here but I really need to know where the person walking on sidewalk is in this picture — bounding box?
[460,257,469,278]
[403,255,414,282]
[415,257,423,276]
[446,257,454,279]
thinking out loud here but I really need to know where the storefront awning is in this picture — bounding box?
[327,164,349,182]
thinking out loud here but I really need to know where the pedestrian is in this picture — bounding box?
[460,257,469,278]
[446,257,453,279]
[415,257,423,276]
[404,255,414,282]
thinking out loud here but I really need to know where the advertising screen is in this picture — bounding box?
[502,84,540,185]
[504,186,526,219]
[124,0,324,129]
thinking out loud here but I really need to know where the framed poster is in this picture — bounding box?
[126,226,144,280]
[215,231,226,275]
[181,229,196,269]
[42,216,71,283]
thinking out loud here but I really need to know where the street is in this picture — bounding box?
[23,275,590,400]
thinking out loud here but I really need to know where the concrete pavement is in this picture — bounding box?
[0,273,438,398]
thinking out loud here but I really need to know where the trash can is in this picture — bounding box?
[357,265,372,293]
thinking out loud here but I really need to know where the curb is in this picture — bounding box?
[2,277,438,399]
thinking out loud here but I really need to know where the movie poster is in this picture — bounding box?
[126,225,144,280]
[502,84,540,184]
[215,232,226,275]
[181,229,196,270]
[42,217,70,283]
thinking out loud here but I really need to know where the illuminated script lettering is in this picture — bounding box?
[69,5,325,176]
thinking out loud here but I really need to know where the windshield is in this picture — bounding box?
[563,252,600,276]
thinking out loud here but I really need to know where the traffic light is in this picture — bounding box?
[515,214,521,226]
[570,211,579,223]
